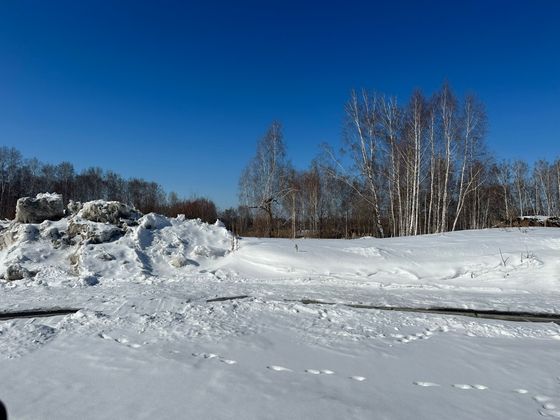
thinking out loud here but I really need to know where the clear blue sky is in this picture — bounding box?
[1,1,559,209]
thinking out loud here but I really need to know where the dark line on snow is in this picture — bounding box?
[206,295,250,303]
[291,299,560,324]
[0,308,80,321]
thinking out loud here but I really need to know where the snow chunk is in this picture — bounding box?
[0,224,39,250]
[78,200,142,225]
[169,256,189,268]
[139,213,172,230]
[68,220,124,244]
[4,263,33,281]
[15,193,64,224]
[67,200,82,216]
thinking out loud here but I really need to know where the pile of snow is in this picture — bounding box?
[14,193,64,223]
[0,196,233,284]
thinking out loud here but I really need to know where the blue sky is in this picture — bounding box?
[0,1,559,209]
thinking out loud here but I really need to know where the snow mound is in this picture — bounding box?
[0,199,233,283]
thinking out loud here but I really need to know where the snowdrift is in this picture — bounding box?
[0,196,233,285]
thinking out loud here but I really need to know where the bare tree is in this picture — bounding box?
[513,160,529,217]
[239,121,291,237]
[451,94,487,231]
[437,83,458,233]
[495,161,512,221]
[341,90,384,237]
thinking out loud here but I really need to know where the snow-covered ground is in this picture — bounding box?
[1,209,560,419]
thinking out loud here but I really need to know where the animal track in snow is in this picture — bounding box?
[192,352,237,365]
[192,352,217,359]
[415,382,486,390]
[305,369,335,375]
[268,365,292,372]
[534,395,552,403]
[99,333,142,349]
[452,384,474,390]
[531,393,560,417]
[115,337,141,348]
[414,381,440,387]
[394,329,436,344]
[540,409,560,418]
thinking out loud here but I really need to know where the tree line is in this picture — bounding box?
[235,83,560,238]
[4,82,557,237]
[0,147,217,223]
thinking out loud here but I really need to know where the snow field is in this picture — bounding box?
[2,210,560,419]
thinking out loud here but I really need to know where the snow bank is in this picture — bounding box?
[229,228,560,293]
[0,199,233,283]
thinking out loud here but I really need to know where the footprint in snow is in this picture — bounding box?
[192,352,237,365]
[192,352,218,359]
[99,333,141,349]
[534,395,552,403]
[540,409,560,418]
[305,369,335,375]
[451,383,487,390]
[414,381,440,387]
[453,384,474,390]
[395,330,433,344]
[268,365,292,372]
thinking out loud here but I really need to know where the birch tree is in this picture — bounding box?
[344,90,384,237]
[239,121,290,237]
[437,83,457,233]
[451,94,487,231]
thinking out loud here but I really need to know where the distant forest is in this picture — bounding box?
[3,83,560,238]
[237,83,560,238]
[0,148,217,223]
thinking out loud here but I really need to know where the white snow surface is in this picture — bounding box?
[1,212,560,419]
